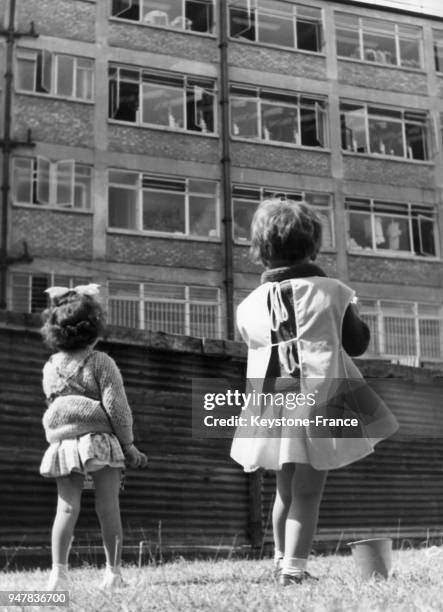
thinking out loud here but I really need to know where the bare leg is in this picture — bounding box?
[48,472,83,589]
[92,467,123,569]
[272,463,295,563]
[51,473,83,565]
[284,463,328,560]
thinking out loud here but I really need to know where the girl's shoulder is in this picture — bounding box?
[89,350,119,371]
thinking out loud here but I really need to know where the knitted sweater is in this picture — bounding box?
[42,348,134,445]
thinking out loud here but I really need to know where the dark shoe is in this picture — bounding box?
[279,571,319,586]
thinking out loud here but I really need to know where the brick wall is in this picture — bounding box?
[348,255,443,287]
[9,208,93,260]
[14,96,95,148]
[107,234,223,270]
[337,61,429,95]
[343,156,434,188]
[231,142,331,176]
[108,22,218,63]
[108,125,220,163]
[228,43,327,81]
[0,0,6,27]
[16,0,96,42]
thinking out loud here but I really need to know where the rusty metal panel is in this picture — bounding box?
[262,376,443,545]
[0,326,249,549]
[2,321,443,553]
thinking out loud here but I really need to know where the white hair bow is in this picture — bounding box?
[44,283,101,301]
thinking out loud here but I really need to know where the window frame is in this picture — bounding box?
[228,0,324,54]
[345,197,439,259]
[335,12,423,70]
[107,169,220,240]
[230,84,328,149]
[109,0,216,35]
[12,156,93,211]
[108,64,217,135]
[340,101,431,161]
[433,28,443,73]
[107,280,222,338]
[359,299,443,363]
[231,183,334,248]
[9,272,92,313]
[16,48,94,102]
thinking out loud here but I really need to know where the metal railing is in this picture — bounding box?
[108,298,222,339]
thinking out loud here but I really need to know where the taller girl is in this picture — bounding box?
[230,199,398,586]
[39,284,147,590]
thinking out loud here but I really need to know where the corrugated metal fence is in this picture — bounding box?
[1,312,443,565]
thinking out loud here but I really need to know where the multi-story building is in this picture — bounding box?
[1,0,443,366]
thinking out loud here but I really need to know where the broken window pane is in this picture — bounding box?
[112,0,140,20]
[186,1,214,33]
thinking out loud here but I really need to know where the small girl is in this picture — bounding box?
[230,199,398,586]
[39,284,147,590]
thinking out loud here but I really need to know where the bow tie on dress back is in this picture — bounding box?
[44,283,101,304]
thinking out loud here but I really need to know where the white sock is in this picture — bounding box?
[105,564,121,575]
[47,564,68,590]
[274,550,284,568]
[282,556,307,576]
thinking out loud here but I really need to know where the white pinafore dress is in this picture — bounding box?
[230,276,398,472]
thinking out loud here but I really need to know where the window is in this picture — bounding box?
[108,281,221,338]
[109,65,216,133]
[229,0,322,52]
[10,273,91,313]
[231,85,326,148]
[232,184,333,247]
[346,198,438,257]
[359,300,443,364]
[12,157,93,210]
[111,0,214,34]
[434,29,443,72]
[335,13,422,69]
[108,170,219,238]
[16,49,94,100]
[340,103,430,161]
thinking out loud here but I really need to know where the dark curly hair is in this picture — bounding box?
[250,198,322,267]
[41,291,106,351]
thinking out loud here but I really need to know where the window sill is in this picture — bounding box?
[13,202,93,214]
[15,90,95,105]
[229,36,326,59]
[342,151,433,165]
[231,135,330,152]
[108,119,219,138]
[337,56,425,74]
[107,228,221,243]
[348,249,440,262]
[108,16,216,39]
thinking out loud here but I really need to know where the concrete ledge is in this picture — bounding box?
[0,310,246,359]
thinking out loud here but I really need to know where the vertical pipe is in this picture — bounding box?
[0,0,16,309]
[219,0,234,339]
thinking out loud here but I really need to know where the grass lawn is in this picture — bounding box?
[1,548,443,611]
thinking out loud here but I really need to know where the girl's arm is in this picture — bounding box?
[95,352,134,446]
[342,303,371,357]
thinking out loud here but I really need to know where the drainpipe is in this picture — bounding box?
[219,0,234,339]
[0,0,37,309]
